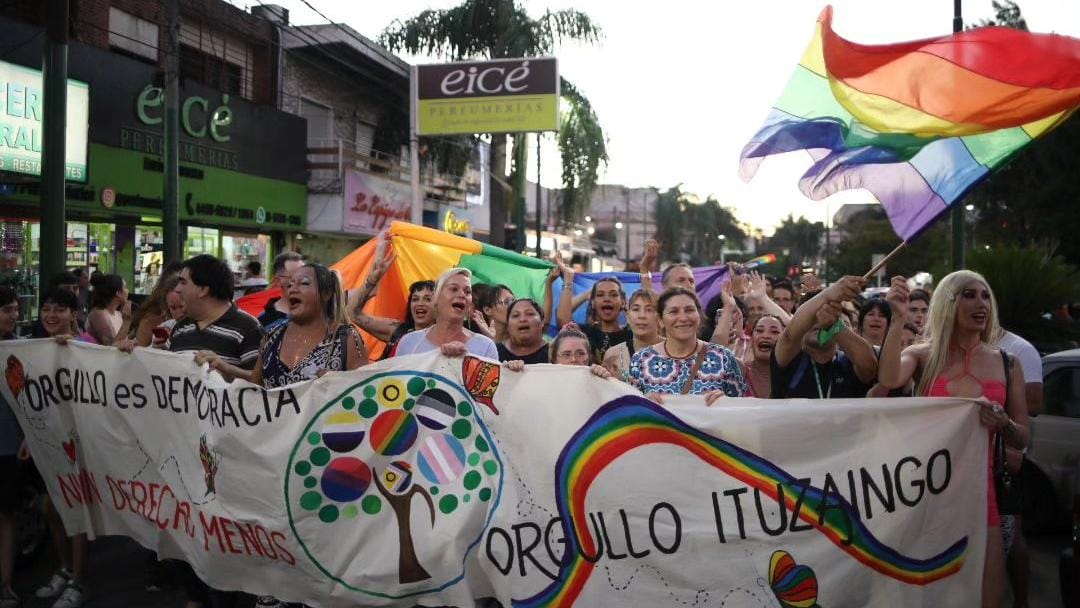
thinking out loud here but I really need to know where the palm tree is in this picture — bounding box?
[381,0,607,243]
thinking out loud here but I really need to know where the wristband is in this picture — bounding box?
[816,319,844,346]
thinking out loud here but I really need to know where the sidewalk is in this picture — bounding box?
[14,536,185,608]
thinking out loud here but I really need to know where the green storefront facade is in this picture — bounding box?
[0,16,306,306]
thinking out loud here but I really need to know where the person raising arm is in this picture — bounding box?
[770,276,877,399]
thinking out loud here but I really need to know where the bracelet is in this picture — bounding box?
[1003,418,1018,437]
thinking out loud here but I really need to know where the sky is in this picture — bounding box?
[233,0,1080,234]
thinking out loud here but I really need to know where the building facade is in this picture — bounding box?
[0,0,307,305]
[264,7,490,263]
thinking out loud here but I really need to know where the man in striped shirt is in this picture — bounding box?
[166,254,262,608]
[168,254,263,383]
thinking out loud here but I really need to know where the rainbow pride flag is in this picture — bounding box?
[740,6,1080,241]
[238,222,735,357]
[238,223,553,357]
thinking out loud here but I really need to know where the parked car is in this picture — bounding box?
[1025,349,1080,531]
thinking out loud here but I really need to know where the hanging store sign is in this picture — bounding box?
[0,60,89,182]
[342,170,411,236]
[415,57,558,135]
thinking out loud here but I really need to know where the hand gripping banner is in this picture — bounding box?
[0,340,987,607]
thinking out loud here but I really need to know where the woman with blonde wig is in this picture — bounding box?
[877,271,1028,608]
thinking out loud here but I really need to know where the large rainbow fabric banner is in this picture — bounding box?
[3,342,988,607]
[740,6,1080,241]
[238,222,732,355]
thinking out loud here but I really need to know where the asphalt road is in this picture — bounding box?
[9,531,1075,607]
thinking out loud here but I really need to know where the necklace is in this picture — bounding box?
[810,356,835,399]
[665,339,699,359]
[283,321,330,367]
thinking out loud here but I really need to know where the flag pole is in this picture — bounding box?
[863,242,907,282]
[950,0,965,269]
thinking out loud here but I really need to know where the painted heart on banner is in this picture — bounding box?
[768,550,820,608]
[62,438,77,464]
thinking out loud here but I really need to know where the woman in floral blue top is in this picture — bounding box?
[629,287,749,404]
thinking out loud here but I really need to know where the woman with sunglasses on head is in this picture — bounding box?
[251,263,367,388]
[877,271,1028,608]
[478,283,515,343]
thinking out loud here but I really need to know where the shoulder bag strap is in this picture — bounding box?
[335,324,350,370]
[681,342,708,395]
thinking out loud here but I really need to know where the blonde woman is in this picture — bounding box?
[877,271,1028,608]
[394,268,498,359]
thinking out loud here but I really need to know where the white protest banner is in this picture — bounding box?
[0,340,987,607]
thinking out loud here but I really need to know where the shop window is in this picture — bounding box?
[109,7,159,63]
[185,226,219,258]
[0,220,115,330]
[134,227,164,295]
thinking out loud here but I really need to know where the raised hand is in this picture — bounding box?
[370,231,396,280]
[747,271,769,301]
[640,239,660,273]
[885,276,910,320]
[825,275,864,303]
[816,300,843,329]
[471,310,495,339]
[800,273,822,293]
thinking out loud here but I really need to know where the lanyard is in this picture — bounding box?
[811,358,833,399]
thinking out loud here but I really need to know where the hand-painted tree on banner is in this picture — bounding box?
[287,360,502,597]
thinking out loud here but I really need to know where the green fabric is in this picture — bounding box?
[460,250,552,304]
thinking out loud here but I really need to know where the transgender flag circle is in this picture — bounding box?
[417,434,466,485]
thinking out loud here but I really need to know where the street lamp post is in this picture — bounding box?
[718,234,727,265]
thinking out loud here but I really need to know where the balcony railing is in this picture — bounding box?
[306,139,483,205]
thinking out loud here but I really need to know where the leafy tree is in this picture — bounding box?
[381,0,607,240]
[963,1,1080,265]
[650,186,745,265]
[652,186,689,262]
[830,207,950,281]
[971,0,1028,30]
[769,215,824,271]
[969,244,1080,351]
[291,374,499,585]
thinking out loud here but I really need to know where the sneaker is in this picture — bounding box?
[255,596,284,608]
[35,569,71,598]
[51,583,85,608]
[0,586,20,608]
